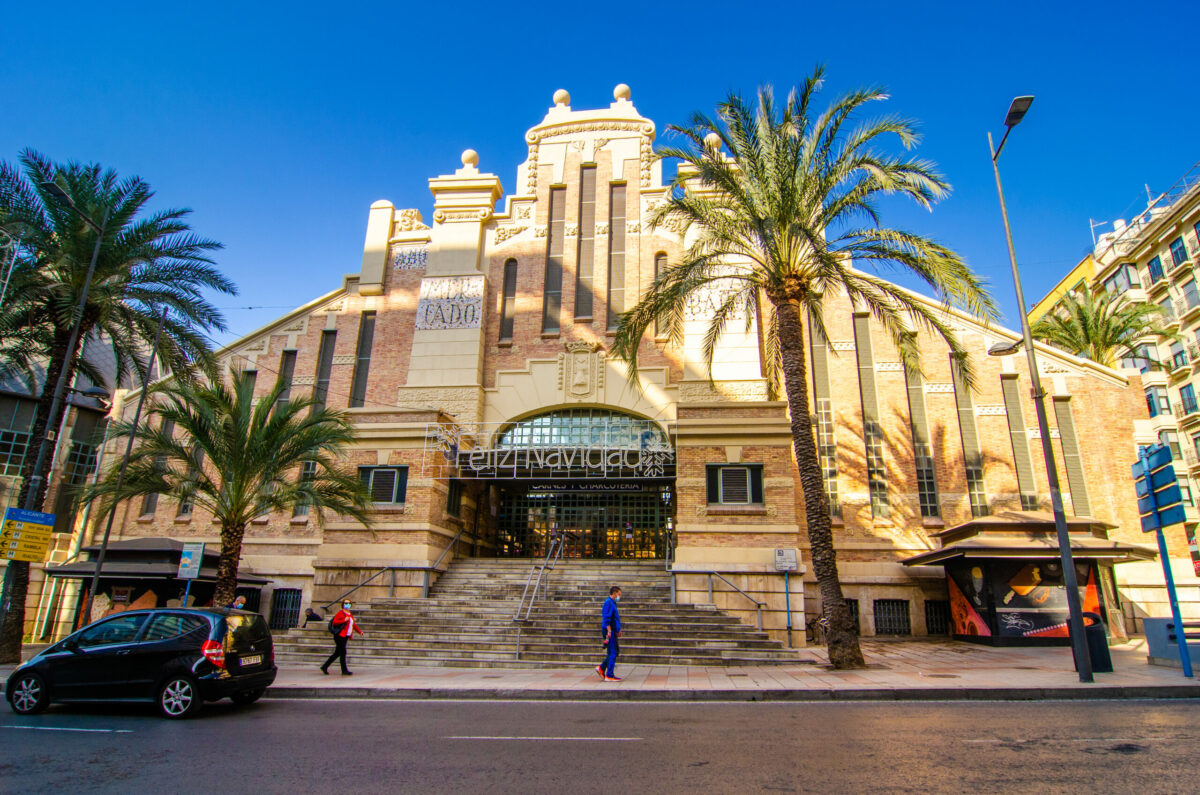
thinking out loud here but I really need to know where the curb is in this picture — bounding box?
[263,684,1200,702]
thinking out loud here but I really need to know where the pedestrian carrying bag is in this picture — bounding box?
[329,617,345,635]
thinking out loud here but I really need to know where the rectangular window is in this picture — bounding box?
[574,166,596,319]
[313,330,337,409]
[1001,375,1040,511]
[1181,384,1198,415]
[653,253,667,338]
[1172,341,1189,369]
[1121,343,1160,372]
[359,466,408,504]
[952,356,988,517]
[705,464,765,506]
[1159,296,1175,321]
[1102,263,1140,293]
[52,413,106,534]
[242,370,257,396]
[293,460,316,518]
[606,184,627,331]
[1184,281,1200,311]
[1170,237,1188,267]
[808,312,840,519]
[499,259,518,341]
[349,311,376,408]
[873,599,912,635]
[1159,430,1182,461]
[177,451,202,517]
[924,600,951,635]
[1053,397,1092,517]
[1148,255,1165,284]
[904,364,940,518]
[140,420,173,516]
[1146,386,1171,417]
[542,186,566,334]
[0,397,36,478]
[276,350,297,412]
[853,315,889,518]
[1182,481,1195,508]
[446,480,463,517]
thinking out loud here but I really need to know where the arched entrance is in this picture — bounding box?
[489,409,675,558]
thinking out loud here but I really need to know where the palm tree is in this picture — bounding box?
[1031,284,1173,366]
[0,150,235,663]
[612,69,996,668]
[84,370,372,606]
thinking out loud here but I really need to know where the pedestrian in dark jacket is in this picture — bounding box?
[302,607,322,627]
[321,600,365,675]
[596,586,623,682]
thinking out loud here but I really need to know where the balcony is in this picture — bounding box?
[1191,343,1200,369]
[1176,400,1200,426]
[1178,294,1200,325]
[1167,255,1193,278]
[1185,448,1200,471]
[1170,349,1191,374]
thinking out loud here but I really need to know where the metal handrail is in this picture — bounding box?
[321,567,391,611]
[422,528,465,597]
[513,532,569,659]
[703,570,765,631]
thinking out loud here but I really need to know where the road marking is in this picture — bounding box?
[967,738,1159,744]
[2,725,133,734]
[446,736,642,741]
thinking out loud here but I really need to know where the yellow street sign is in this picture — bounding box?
[3,548,49,563]
[2,537,51,552]
[0,508,56,563]
[1,527,53,542]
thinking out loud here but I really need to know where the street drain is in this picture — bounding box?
[482,675,503,679]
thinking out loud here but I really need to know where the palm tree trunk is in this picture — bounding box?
[213,523,246,608]
[774,298,865,669]
[0,335,79,664]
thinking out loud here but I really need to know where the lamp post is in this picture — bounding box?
[82,306,166,624]
[988,96,1094,683]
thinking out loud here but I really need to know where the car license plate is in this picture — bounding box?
[241,654,262,666]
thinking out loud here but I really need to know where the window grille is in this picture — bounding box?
[706,465,764,506]
[447,480,463,516]
[873,599,912,635]
[924,600,951,635]
[359,466,407,504]
[269,588,303,630]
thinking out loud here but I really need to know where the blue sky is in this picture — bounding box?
[4,1,1198,346]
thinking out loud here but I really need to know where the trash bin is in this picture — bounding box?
[1082,612,1113,673]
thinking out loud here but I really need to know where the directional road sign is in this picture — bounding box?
[0,507,55,563]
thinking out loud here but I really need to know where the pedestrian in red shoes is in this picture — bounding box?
[596,586,623,682]
[321,600,365,675]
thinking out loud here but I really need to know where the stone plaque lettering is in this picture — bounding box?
[415,275,485,330]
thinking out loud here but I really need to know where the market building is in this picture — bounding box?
[27,86,1187,645]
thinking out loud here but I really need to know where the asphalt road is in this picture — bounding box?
[1,698,1197,794]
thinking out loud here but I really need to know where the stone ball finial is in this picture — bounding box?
[553,88,570,106]
[461,149,479,167]
[614,83,631,101]
[704,132,722,151]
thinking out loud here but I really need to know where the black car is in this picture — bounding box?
[5,607,277,719]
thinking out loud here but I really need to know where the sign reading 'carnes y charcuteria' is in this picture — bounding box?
[415,275,485,330]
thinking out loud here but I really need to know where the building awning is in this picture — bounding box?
[901,510,1156,567]
[44,560,271,585]
[44,536,270,585]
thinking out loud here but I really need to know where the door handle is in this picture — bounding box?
[116,649,132,655]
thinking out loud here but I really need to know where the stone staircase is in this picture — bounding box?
[273,558,803,669]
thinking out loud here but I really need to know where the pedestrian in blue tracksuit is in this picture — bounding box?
[596,586,623,681]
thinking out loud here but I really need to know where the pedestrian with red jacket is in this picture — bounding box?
[321,600,365,676]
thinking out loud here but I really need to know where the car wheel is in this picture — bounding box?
[230,688,265,706]
[157,675,201,719]
[7,672,49,715]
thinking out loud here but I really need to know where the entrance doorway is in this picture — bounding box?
[496,482,673,559]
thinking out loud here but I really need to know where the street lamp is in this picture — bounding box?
[988,96,1094,683]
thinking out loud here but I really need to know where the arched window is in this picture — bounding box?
[495,408,670,450]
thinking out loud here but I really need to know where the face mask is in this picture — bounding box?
[343,604,351,610]
[614,595,621,601]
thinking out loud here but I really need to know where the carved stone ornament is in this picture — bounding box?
[925,383,955,393]
[517,204,532,220]
[830,341,856,352]
[525,144,539,194]
[494,225,528,244]
[331,354,355,366]
[875,362,905,372]
[394,209,430,232]
[595,223,609,235]
[433,208,491,224]
[534,226,548,238]
[558,341,604,400]
[627,221,640,234]
[391,244,428,271]
[975,405,1007,416]
[565,224,578,237]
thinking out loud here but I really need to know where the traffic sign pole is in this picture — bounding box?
[1139,447,1194,678]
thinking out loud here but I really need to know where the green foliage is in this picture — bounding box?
[83,370,372,598]
[1031,284,1174,367]
[0,149,235,389]
[613,67,996,389]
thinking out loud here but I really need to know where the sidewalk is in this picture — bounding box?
[264,639,1200,702]
[4,639,1197,702]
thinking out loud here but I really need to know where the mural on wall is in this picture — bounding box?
[415,275,485,330]
[947,570,991,637]
[990,560,1100,639]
